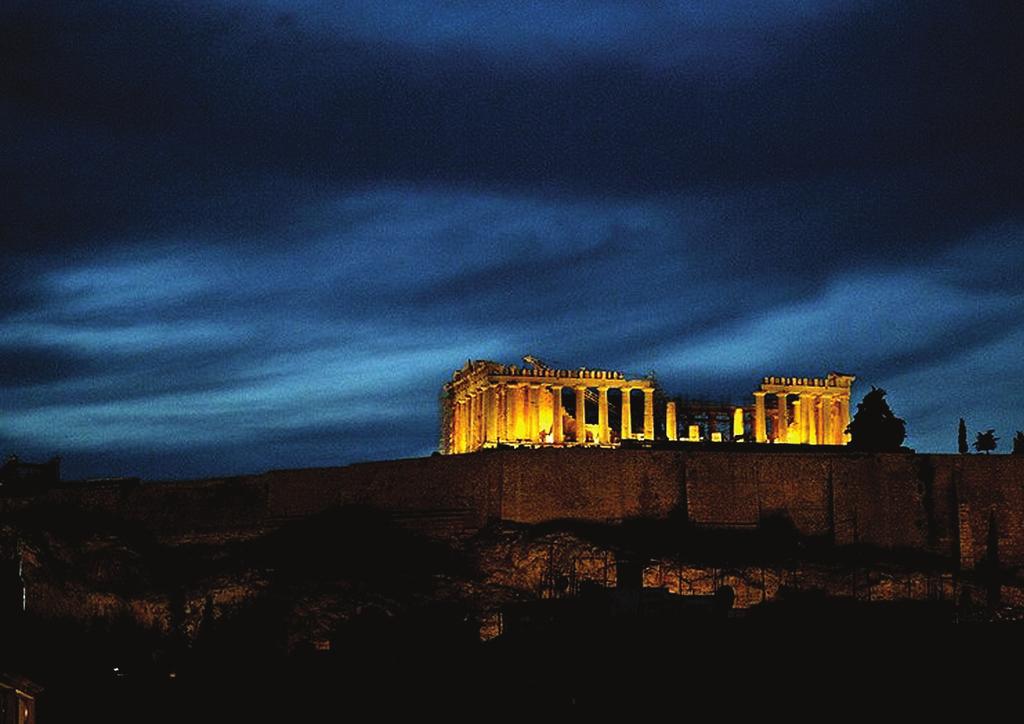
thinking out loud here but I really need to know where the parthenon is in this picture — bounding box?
[440,357,855,454]
[442,359,657,454]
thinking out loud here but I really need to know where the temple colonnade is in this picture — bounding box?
[443,360,856,453]
[752,373,855,445]
[444,361,656,454]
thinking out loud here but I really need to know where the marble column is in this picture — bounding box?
[466,393,475,450]
[518,384,529,440]
[776,392,788,443]
[809,394,820,445]
[665,399,677,441]
[733,407,744,440]
[496,385,507,443]
[643,388,655,440]
[484,384,498,444]
[804,396,814,443]
[506,385,517,441]
[504,385,517,441]
[620,387,632,440]
[821,394,833,444]
[453,398,463,453]
[478,391,485,448]
[793,397,804,443]
[477,388,485,447]
[575,386,587,444]
[528,384,541,442]
[551,385,564,444]
[819,395,828,444]
[753,391,767,442]
[597,386,610,444]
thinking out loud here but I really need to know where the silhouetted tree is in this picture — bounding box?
[974,430,998,454]
[1013,431,1024,455]
[845,387,906,451]
[958,418,968,454]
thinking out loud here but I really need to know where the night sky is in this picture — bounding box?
[3,2,1022,480]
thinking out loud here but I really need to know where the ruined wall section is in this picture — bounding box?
[755,454,833,535]
[948,455,1024,570]
[120,478,270,535]
[5,477,271,539]
[682,451,978,560]
[915,455,960,559]
[497,449,682,524]
[830,454,931,551]
[259,453,504,531]
[6,450,1024,569]
[682,451,832,536]
[683,453,760,528]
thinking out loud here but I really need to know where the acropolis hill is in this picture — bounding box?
[3,357,1024,642]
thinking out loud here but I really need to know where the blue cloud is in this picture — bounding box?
[2,2,1021,476]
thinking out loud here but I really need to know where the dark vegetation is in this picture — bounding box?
[974,429,999,454]
[845,387,906,451]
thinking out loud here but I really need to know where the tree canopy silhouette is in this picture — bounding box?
[1013,431,1024,456]
[974,430,998,454]
[845,387,906,451]
[958,418,968,454]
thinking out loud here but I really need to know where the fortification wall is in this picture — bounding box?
[258,453,503,528]
[3,477,271,535]
[120,478,270,533]
[682,451,833,534]
[949,455,1024,569]
[830,454,932,551]
[7,449,1024,569]
[497,449,682,523]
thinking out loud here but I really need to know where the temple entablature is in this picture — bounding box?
[759,372,855,391]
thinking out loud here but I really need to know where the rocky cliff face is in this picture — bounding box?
[5,491,1024,679]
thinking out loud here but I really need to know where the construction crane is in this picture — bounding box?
[522,354,548,371]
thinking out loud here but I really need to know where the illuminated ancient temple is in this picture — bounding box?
[441,358,657,453]
[440,357,854,454]
[751,373,855,445]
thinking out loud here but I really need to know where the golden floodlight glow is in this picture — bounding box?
[441,358,855,453]
[442,358,655,453]
[755,372,855,445]
[733,407,745,438]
